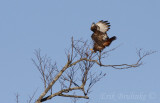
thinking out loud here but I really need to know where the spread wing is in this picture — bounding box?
[96,20,110,33]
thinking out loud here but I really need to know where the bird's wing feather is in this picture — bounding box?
[96,20,110,33]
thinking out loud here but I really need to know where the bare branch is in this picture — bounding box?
[15,93,19,103]
[34,38,155,103]
[27,89,38,103]
[86,72,106,94]
[70,93,79,103]
[40,86,82,102]
[59,94,89,99]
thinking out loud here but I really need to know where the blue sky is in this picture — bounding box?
[0,0,160,103]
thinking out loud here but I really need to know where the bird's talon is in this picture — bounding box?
[90,48,95,53]
[90,48,93,51]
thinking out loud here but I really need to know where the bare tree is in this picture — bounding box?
[31,37,155,103]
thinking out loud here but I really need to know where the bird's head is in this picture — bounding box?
[91,22,99,32]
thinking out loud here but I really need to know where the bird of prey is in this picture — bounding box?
[90,20,116,52]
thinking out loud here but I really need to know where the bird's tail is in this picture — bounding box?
[109,36,117,41]
[103,36,117,47]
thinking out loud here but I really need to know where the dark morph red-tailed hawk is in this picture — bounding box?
[90,20,116,52]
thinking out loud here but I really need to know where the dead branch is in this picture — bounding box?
[32,49,58,95]
[27,88,38,103]
[33,37,155,103]
[40,86,82,102]
[58,94,89,99]
[15,93,19,103]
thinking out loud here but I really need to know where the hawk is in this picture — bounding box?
[90,20,116,52]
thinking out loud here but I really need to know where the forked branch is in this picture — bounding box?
[34,38,155,103]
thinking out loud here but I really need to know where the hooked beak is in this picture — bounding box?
[91,22,95,27]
